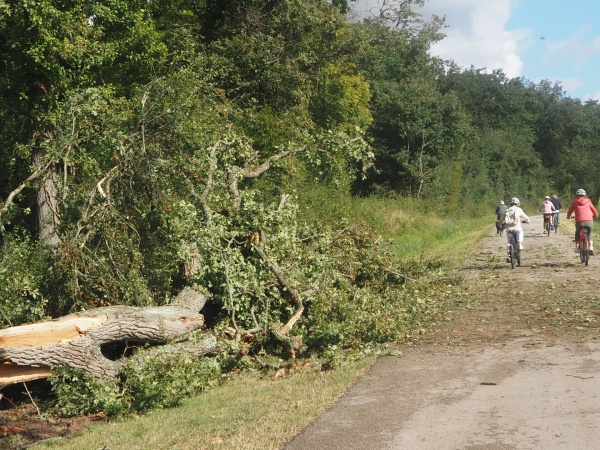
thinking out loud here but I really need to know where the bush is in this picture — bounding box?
[49,353,222,418]
[121,353,221,412]
[50,366,129,417]
[0,233,51,328]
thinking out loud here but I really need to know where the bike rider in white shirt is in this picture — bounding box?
[502,197,530,260]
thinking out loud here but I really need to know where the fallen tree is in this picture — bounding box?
[0,287,217,385]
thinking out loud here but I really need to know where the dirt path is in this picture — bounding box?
[285,215,600,449]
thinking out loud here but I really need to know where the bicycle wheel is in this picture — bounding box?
[583,233,589,266]
[510,235,517,269]
[554,215,558,234]
[579,230,587,265]
[546,219,550,237]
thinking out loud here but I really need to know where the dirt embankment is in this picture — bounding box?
[286,214,600,450]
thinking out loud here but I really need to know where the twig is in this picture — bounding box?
[253,244,304,335]
[0,307,13,327]
[0,158,53,240]
[194,138,235,227]
[229,146,306,211]
[334,227,349,239]
[278,194,290,212]
[96,166,119,199]
[386,269,417,283]
[23,382,44,421]
[63,108,78,201]
[221,240,239,340]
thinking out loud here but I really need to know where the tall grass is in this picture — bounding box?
[299,185,493,261]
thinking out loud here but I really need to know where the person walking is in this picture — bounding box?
[567,189,598,255]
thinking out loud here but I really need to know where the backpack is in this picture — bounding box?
[504,208,518,225]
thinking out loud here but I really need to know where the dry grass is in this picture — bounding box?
[35,358,375,450]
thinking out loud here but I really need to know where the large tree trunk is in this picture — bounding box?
[33,152,61,247]
[0,288,213,385]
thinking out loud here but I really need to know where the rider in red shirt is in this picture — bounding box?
[567,189,598,255]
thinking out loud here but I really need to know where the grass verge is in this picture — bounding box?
[300,187,494,262]
[36,358,374,450]
[346,196,494,262]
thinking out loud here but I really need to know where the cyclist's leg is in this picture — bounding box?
[575,222,582,252]
[517,226,524,250]
[582,221,594,254]
[505,229,512,260]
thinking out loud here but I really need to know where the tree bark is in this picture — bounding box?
[33,152,61,247]
[0,290,213,385]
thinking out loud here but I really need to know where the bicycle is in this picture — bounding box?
[579,226,591,266]
[552,210,559,234]
[507,228,521,269]
[544,213,552,236]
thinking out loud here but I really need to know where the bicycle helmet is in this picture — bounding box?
[510,197,520,205]
[576,189,586,196]
[499,200,504,205]
[545,196,551,200]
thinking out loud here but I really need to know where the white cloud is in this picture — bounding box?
[350,0,530,78]
[423,0,530,78]
[545,26,600,69]
[583,91,600,102]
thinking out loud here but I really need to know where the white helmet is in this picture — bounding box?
[499,200,504,205]
[545,196,551,200]
[576,189,586,196]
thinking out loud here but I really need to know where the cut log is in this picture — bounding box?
[0,304,206,385]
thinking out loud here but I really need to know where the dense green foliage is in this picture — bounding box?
[50,354,221,416]
[2,0,600,416]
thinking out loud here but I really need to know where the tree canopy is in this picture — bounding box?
[1,0,600,354]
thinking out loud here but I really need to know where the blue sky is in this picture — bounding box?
[507,0,600,100]
[352,0,600,101]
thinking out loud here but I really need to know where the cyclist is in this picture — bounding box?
[567,189,598,255]
[502,197,530,259]
[495,200,507,221]
[539,196,556,233]
[550,194,561,224]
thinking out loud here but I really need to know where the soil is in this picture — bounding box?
[0,401,104,449]
[285,215,600,449]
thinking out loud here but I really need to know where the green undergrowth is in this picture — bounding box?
[49,354,222,418]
